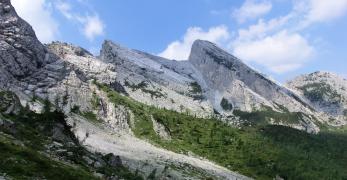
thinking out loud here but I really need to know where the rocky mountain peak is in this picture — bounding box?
[0,0,55,80]
[186,39,317,125]
[100,40,126,63]
[190,39,218,51]
[189,40,241,67]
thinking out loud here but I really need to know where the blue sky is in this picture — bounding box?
[12,0,347,82]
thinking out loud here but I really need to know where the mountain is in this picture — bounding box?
[99,40,323,133]
[287,71,347,126]
[1,0,347,179]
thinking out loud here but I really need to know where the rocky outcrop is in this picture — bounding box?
[47,42,117,85]
[287,71,347,126]
[0,91,21,114]
[0,0,57,85]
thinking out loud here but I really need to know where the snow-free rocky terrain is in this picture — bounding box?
[1,0,347,179]
[287,71,347,126]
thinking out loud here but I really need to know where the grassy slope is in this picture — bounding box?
[98,83,347,180]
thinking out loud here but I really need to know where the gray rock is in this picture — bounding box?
[52,141,63,147]
[93,161,104,169]
[82,156,94,165]
[0,175,8,180]
[3,5,10,13]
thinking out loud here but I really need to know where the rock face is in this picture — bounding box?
[100,40,213,117]
[287,71,347,126]
[0,0,56,86]
[188,40,313,114]
[47,42,117,85]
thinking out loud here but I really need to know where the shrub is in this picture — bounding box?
[220,98,233,111]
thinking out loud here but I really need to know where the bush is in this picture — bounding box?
[220,98,233,111]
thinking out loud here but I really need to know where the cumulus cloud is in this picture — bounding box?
[228,0,347,73]
[233,0,272,23]
[12,0,59,43]
[157,0,347,73]
[232,30,314,73]
[54,0,105,41]
[81,15,105,41]
[229,14,314,74]
[306,0,347,23]
[159,26,230,60]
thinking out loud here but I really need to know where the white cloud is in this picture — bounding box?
[227,0,347,74]
[12,0,59,43]
[159,26,230,60]
[232,30,314,73]
[233,0,272,23]
[55,1,73,19]
[236,15,291,42]
[81,15,105,41]
[293,0,347,29]
[54,0,105,41]
[159,0,347,73]
[306,0,347,23]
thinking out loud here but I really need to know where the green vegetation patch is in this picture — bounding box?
[91,91,101,109]
[300,82,342,104]
[188,82,204,101]
[220,98,233,111]
[81,111,99,123]
[233,107,304,125]
[189,82,202,94]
